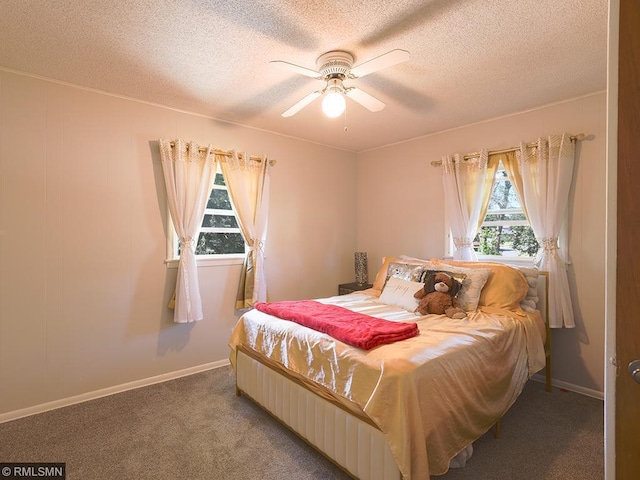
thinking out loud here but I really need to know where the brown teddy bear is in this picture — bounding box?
[414,271,467,319]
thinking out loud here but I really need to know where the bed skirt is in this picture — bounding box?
[236,348,402,480]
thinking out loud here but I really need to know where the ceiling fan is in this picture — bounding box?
[270,49,410,118]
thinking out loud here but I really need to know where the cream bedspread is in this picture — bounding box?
[229,292,546,479]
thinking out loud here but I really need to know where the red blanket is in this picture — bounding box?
[254,300,419,350]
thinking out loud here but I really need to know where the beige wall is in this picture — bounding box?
[0,68,606,419]
[357,92,607,395]
[0,70,357,416]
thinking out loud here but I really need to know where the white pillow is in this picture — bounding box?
[378,276,424,313]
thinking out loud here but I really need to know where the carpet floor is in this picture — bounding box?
[0,366,603,479]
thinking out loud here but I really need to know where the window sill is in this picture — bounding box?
[165,255,245,269]
[443,255,536,268]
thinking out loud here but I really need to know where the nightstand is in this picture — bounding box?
[338,282,373,295]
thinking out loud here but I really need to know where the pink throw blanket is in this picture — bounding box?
[254,300,419,350]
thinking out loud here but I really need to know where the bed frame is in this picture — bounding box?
[234,272,551,480]
[236,345,400,479]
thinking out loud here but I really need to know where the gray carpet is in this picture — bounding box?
[434,382,604,479]
[0,366,603,480]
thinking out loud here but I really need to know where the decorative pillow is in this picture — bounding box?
[378,277,424,313]
[419,264,490,312]
[385,262,424,284]
[417,269,466,286]
[431,259,528,311]
[371,256,436,293]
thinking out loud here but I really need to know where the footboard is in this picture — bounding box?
[235,348,401,480]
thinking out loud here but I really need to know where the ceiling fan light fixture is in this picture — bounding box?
[322,90,346,118]
[272,49,408,118]
[322,77,346,118]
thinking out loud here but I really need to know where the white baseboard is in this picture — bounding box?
[0,359,230,424]
[531,373,604,400]
[1,363,602,425]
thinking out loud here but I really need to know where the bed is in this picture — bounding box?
[229,257,550,480]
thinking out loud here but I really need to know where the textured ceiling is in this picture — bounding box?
[0,0,608,152]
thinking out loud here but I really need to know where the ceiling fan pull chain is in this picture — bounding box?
[344,105,348,132]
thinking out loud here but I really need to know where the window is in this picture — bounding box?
[168,166,246,262]
[473,160,539,258]
[195,170,245,255]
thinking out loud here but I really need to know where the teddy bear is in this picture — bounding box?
[414,271,467,319]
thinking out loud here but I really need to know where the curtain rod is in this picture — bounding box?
[430,133,585,167]
[168,141,277,166]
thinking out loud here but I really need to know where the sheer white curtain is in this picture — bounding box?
[159,139,217,323]
[220,151,271,309]
[441,150,497,260]
[517,134,575,328]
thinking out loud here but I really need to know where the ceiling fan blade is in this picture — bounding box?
[282,90,323,117]
[269,60,321,78]
[345,87,385,112]
[345,88,386,112]
[349,49,410,78]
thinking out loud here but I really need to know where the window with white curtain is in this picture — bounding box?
[166,165,246,264]
[474,160,538,258]
[444,159,538,263]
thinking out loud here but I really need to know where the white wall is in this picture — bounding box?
[357,92,607,395]
[0,70,357,416]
